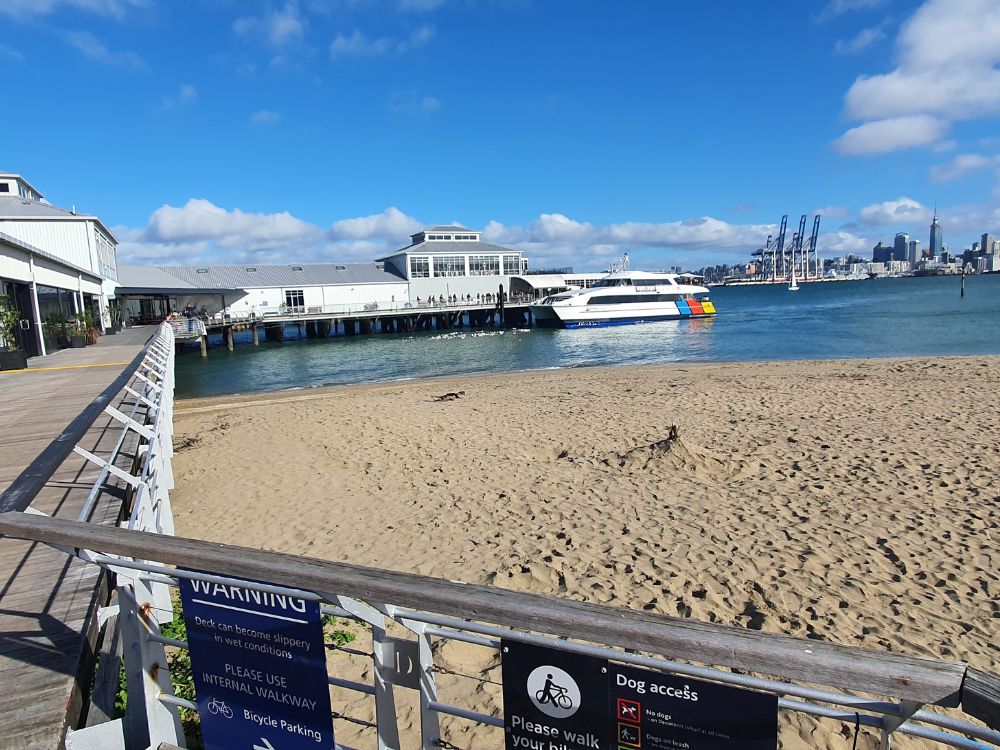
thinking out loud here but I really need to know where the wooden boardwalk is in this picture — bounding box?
[0,327,154,748]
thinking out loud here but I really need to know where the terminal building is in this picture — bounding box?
[0,173,120,358]
[118,226,588,322]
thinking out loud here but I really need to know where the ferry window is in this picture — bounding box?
[469,255,499,275]
[433,255,465,277]
[284,289,305,311]
[410,256,430,278]
[503,255,520,275]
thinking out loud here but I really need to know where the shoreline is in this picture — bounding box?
[174,352,1000,412]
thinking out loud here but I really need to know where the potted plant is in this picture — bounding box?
[83,310,99,345]
[0,294,28,370]
[68,317,87,348]
[43,314,66,350]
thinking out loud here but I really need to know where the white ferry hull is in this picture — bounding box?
[531,299,716,329]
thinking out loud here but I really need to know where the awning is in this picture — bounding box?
[510,274,574,290]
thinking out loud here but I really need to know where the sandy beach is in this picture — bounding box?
[170,356,1000,749]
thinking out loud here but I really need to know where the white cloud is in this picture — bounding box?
[119,201,426,265]
[117,203,780,270]
[234,3,306,48]
[835,0,1000,154]
[482,213,776,268]
[250,110,281,125]
[329,25,434,58]
[820,230,874,255]
[813,205,850,218]
[833,114,948,155]
[0,43,24,60]
[816,0,885,23]
[331,207,422,241]
[399,0,444,11]
[141,199,324,251]
[0,0,147,20]
[386,90,441,116]
[857,197,930,226]
[330,30,393,57]
[930,153,1000,182]
[834,26,886,54]
[160,84,198,109]
[64,30,146,68]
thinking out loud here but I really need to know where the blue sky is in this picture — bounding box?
[3,0,1000,270]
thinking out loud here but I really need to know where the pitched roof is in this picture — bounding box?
[150,262,407,289]
[420,225,477,233]
[385,240,521,257]
[0,197,118,241]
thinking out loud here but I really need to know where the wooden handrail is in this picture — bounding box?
[0,512,971,707]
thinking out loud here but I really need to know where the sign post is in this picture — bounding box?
[608,664,778,749]
[502,641,779,750]
[501,639,611,750]
[178,572,335,750]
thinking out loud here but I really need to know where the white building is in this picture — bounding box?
[0,173,119,357]
[120,226,572,320]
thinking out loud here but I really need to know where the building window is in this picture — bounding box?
[284,289,305,312]
[196,268,209,274]
[245,267,257,272]
[0,184,9,193]
[291,266,303,271]
[503,255,520,275]
[432,255,465,277]
[410,256,430,278]
[469,255,500,276]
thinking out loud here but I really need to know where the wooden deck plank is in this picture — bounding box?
[0,327,152,749]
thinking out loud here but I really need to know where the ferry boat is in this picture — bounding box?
[530,255,717,329]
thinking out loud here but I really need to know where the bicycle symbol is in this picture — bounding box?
[207,698,234,719]
[535,675,574,709]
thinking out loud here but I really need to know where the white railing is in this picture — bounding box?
[202,297,539,324]
[167,317,206,339]
[6,320,997,750]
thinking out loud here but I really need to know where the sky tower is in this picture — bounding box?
[929,206,943,258]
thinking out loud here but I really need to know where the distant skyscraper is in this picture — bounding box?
[908,239,920,265]
[929,208,942,257]
[894,232,909,263]
[983,233,995,255]
[872,241,892,263]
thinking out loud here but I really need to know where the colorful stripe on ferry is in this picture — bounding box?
[558,298,717,328]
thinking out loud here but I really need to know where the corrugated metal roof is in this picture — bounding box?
[421,225,477,233]
[0,196,118,241]
[117,265,200,289]
[153,262,407,289]
[0,197,83,219]
[385,240,521,257]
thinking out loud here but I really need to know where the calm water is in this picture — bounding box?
[175,274,1000,399]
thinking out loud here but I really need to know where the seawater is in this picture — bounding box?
[175,274,1000,399]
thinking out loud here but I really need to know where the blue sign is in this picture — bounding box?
[178,570,335,750]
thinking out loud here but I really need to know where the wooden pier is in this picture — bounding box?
[0,326,154,748]
[173,301,535,355]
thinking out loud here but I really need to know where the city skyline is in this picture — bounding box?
[3,0,1000,272]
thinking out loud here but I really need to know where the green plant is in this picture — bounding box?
[322,614,357,647]
[161,596,203,749]
[42,314,64,339]
[0,295,21,351]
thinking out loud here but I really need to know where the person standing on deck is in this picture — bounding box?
[184,303,196,332]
